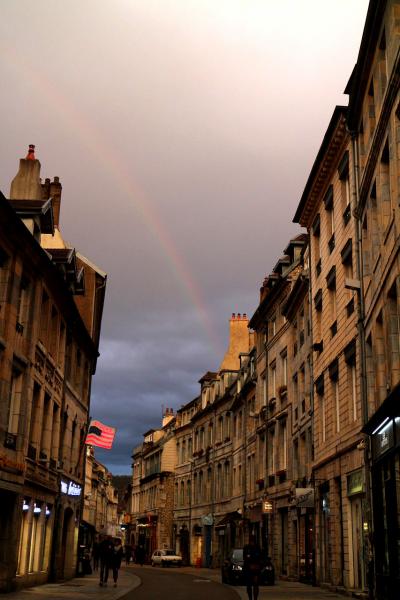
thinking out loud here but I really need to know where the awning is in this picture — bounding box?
[214,511,242,529]
[362,381,400,435]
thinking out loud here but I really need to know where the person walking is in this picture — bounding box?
[92,539,100,572]
[99,535,113,587]
[111,538,124,587]
[135,543,145,566]
[243,535,263,600]
[125,543,133,566]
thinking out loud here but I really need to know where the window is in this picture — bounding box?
[281,351,288,386]
[324,185,335,244]
[16,275,30,335]
[7,370,23,441]
[270,362,276,398]
[39,290,50,346]
[380,137,392,229]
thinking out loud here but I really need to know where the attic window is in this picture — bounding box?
[312,214,320,236]
[338,151,349,180]
[323,185,333,211]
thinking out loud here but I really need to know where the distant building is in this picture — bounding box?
[0,147,106,591]
[82,448,118,546]
[130,409,177,558]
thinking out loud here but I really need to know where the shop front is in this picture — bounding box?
[137,515,157,561]
[363,390,400,600]
[51,477,82,581]
[290,488,314,584]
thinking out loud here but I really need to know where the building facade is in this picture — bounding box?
[346,2,400,598]
[82,448,118,548]
[0,148,106,591]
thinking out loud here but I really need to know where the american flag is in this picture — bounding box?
[85,420,116,449]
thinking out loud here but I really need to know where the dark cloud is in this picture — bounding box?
[0,0,369,474]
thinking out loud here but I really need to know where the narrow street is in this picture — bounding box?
[126,566,350,600]
[126,566,238,600]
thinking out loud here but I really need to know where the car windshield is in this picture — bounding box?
[165,550,176,556]
[232,549,243,560]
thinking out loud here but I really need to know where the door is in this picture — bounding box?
[351,496,365,590]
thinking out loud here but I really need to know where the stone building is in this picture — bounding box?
[345,1,400,598]
[280,244,314,584]
[82,448,118,547]
[249,235,310,580]
[0,147,106,591]
[294,107,366,594]
[172,397,198,565]
[130,409,177,559]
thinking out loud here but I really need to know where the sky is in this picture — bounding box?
[0,0,369,473]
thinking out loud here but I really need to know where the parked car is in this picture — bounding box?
[221,549,275,585]
[151,549,182,567]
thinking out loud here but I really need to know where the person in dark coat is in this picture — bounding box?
[99,535,113,587]
[111,538,123,587]
[135,543,145,566]
[92,540,100,571]
[243,535,263,600]
[125,544,133,566]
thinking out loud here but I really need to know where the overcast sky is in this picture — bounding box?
[0,0,368,473]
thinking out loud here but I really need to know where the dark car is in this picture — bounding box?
[221,548,275,586]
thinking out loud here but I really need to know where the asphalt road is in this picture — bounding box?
[124,566,240,600]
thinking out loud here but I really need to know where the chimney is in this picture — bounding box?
[10,144,43,200]
[219,312,250,371]
[42,176,62,228]
[162,407,174,428]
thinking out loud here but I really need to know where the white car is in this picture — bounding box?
[151,549,182,567]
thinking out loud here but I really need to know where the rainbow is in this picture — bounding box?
[2,41,223,357]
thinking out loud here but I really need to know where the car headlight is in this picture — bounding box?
[232,565,242,571]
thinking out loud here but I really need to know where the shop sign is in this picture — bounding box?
[292,488,314,508]
[201,513,213,526]
[60,480,82,497]
[347,469,364,496]
[0,453,25,474]
[262,500,273,513]
[372,418,394,459]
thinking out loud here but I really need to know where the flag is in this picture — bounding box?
[85,420,116,449]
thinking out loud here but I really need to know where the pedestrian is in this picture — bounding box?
[135,543,145,566]
[111,538,124,587]
[92,539,100,572]
[125,543,132,566]
[243,535,263,600]
[99,535,113,587]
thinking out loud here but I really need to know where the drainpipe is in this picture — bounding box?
[350,131,373,598]
[305,239,316,586]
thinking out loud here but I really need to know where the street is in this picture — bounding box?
[126,566,349,600]
[126,566,238,600]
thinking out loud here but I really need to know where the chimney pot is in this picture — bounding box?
[54,176,60,184]
[237,313,241,319]
[26,144,36,160]
[232,313,236,319]
[45,177,50,184]
[243,313,247,319]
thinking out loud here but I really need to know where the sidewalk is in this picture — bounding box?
[4,570,140,600]
[177,566,351,599]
